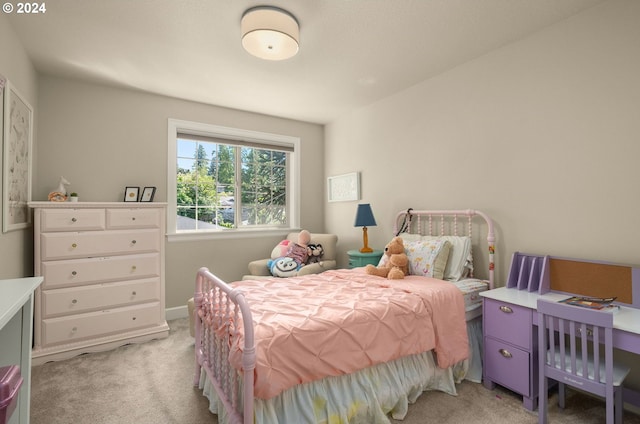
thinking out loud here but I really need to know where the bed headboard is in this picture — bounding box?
[394,209,496,289]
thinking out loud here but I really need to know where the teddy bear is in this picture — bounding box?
[365,236,409,279]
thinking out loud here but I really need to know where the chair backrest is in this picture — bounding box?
[285,232,338,261]
[537,299,615,397]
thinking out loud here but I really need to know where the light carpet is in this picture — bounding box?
[30,318,640,423]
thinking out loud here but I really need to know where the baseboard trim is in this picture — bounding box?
[166,305,188,321]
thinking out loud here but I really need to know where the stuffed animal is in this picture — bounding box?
[271,239,291,259]
[286,230,311,267]
[306,243,324,264]
[268,256,302,277]
[365,236,409,279]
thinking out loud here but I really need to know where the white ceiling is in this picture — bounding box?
[6,0,606,124]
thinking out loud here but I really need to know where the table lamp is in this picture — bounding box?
[354,203,377,253]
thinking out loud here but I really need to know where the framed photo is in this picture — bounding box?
[327,172,360,202]
[3,79,33,232]
[140,186,156,202]
[124,186,140,202]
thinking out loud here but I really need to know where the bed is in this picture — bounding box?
[194,209,496,424]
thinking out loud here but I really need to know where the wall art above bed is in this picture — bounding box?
[327,172,360,202]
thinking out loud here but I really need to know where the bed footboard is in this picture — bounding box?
[194,267,255,424]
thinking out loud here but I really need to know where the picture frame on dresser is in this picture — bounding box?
[2,79,34,233]
[124,186,140,202]
[140,186,156,202]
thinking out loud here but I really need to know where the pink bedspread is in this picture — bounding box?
[223,268,469,400]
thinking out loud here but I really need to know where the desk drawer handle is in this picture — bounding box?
[499,305,513,313]
[499,348,512,358]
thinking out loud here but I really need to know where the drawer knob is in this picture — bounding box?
[132,291,137,296]
[71,217,77,222]
[499,305,513,313]
[132,217,136,221]
[131,265,137,271]
[131,240,137,244]
[71,327,78,333]
[71,299,78,304]
[71,243,77,248]
[132,317,137,321]
[71,271,77,276]
[499,348,513,358]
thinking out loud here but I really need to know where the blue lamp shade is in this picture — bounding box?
[354,204,376,253]
[354,204,377,227]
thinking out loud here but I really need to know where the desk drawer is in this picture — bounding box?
[484,298,532,349]
[42,302,161,346]
[485,336,530,396]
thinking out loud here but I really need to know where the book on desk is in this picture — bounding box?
[559,296,620,313]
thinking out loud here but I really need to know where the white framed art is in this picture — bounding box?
[327,172,360,202]
[3,79,33,232]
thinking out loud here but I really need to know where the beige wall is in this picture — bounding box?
[326,0,640,284]
[0,14,38,279]
[34,76,325,308]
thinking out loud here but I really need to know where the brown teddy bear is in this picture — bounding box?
[365,236,409,279]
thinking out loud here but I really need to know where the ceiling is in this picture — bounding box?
[6,0,606,124]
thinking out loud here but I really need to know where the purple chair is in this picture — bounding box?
[537,299,630,424]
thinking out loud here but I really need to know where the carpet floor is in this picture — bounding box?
[30,318,640,423]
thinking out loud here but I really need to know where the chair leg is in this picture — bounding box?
[614,387,623,424]
[539,377,548,424]
[558,382,566,410]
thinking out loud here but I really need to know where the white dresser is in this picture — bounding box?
[28,202,169,365]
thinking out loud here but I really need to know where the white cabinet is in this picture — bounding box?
[29,202,169,364]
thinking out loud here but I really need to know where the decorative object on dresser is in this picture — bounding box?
[354,203,376,253]
[123,187,140,202]
[347,249,383,268]
[28,202,169,365]
[140,186,156,202]
[68,192,78,202]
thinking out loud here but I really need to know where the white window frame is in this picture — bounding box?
[167,119,300,242]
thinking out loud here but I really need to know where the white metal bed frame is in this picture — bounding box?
[194,208,496,423]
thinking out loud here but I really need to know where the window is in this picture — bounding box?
[167,119,300,239]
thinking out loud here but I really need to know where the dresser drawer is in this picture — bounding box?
[485,336,531,396]
[41,302,161,346]
[41,229,160,260]
[41,253,160,289]
[42,278,160,317]
[483,298,532,349]
[40,208,105,232]
[106,208,161,229]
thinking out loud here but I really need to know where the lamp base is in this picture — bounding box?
[359,247,373,253]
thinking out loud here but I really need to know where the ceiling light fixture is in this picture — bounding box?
[241,6,299,61]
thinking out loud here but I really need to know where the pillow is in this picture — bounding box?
[421,236,473,281]
[404,239,451,279]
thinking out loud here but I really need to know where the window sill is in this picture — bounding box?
[166,228,300,243]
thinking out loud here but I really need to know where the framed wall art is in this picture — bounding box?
[327,172,360,202]
[3,79,34,232]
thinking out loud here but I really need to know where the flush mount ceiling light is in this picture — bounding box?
[241,6,299,61]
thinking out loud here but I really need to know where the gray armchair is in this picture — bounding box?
[242,232,338,280]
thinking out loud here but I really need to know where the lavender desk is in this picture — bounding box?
[481,253,640,411]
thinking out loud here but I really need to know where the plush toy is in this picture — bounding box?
[270,239,291,259]
[306,243,324,264]
[268,256,301,277]
[286,230,311,267]
[365,236,409,279]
